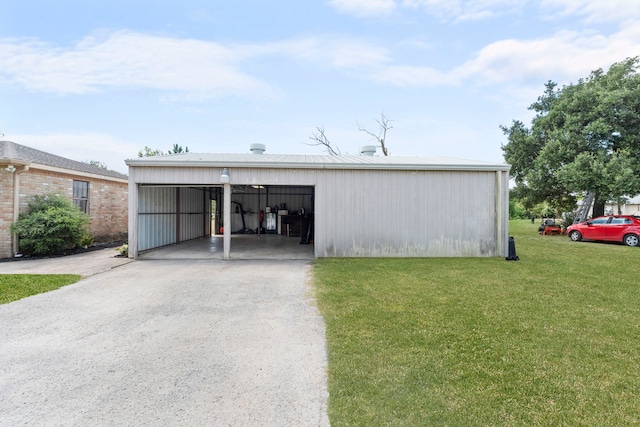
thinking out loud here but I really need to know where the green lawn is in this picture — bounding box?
[313,220,640,426]
[0,274,81,304]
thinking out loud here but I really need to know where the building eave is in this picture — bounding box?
[29,162,129,184]
[125,154,511,173]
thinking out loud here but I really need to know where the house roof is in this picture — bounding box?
[0,141,128,180]
[125,152,511,172]
[625,195,640,204]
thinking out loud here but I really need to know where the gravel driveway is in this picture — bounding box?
[0,259,329,426]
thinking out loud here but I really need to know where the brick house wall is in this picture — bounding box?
[0,168,128,258]
[85,177,128,241]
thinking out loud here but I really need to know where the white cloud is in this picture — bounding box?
[541,0,640,24]
[2,10,638,99]
[329,0,397,17]
[458,24,640,85]
[0,31,390,97]
[402,0,527,22]
[333,0,640,24]
[0,31,269,97]
[329,0,528,22]
[8,132,135,174]
[373,22,640,87]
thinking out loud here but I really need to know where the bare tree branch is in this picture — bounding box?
[306,126,341,156]
[358,112,393,156]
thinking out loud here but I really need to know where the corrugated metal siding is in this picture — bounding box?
[137,186,210,251]
[130,167,221,185]
[179,187,207,241]
[138,213,176,251]
[498,170,509,256]
[129,165,318,186]
[315,169,500,257]
[138,187,176,251]
[231,168,317,186]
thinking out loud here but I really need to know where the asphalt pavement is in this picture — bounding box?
[0,253,329,426]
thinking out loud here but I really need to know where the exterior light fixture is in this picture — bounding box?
[220,168,230,183]
[5,164,16,173]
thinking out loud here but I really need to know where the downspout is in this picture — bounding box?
[11,164,30,256]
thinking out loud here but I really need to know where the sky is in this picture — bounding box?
[1,1,640,174]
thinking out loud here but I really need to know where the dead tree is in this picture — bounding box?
[307,126,341,156]
[358,112,392,156]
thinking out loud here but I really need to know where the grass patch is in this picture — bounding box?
[313,220,640,426]
[0,274,82,304]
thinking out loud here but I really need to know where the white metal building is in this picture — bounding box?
[605,195,640,216]
[125,148,511,259]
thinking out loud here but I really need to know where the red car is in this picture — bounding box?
[566,215,640,246]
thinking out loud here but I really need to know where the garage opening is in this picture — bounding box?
[222,185,313,238]
[136,184,314,260]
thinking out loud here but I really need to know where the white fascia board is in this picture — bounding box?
[125,158,511,172]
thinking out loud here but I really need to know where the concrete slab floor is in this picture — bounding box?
[138,234,315,261]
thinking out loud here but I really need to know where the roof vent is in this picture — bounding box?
[360,145,376,156]
[250,143,266,155]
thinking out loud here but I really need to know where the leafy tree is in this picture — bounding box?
[11,194,91,255]
[502,57,640,216]
[168,144,189,154]
[138,146,165,157]
[137,144,190,157]
[83,160,107,169]
[508,199,530,220]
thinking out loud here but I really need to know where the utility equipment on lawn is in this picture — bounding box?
[538,218,563,235]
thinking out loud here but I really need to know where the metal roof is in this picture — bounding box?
[125,152,511,172]
[0,141,128,180]
[625,195,640,204]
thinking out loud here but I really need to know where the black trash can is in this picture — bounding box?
[505,236,519,261]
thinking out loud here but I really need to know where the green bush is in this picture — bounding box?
[79,232,94,248]
[116,243,128,257]
[11,194,91,255]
